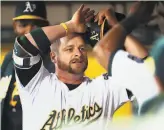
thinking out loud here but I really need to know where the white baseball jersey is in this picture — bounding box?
[109,50,159,107]
[15,63,129,130]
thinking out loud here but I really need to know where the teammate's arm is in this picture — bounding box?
[93,2,156,71]
[125,35,148,59]
[124,2,149,59]
[13,5,94,86]
[94,6,148,59]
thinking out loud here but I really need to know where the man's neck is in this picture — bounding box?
[56,69,84,85]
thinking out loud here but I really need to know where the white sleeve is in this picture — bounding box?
[109,50,139,77]
[109,50,159,106]
[108,50,139,92]
[109,50,145,91]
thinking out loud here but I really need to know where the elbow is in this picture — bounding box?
[93,40,108,54]
[93,42,100,54]
[93,42,105,59]
[93,43,111,70]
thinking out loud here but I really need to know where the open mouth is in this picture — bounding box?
[72,61,83,64]
[72,59,83,64]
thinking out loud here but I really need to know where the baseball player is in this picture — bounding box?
[1,1,54,130]
[93,2,159,110]
[108,37,164,130]
[13,5,130,130]
[85,9,139,115]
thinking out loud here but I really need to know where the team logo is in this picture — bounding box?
[23,2,36,13]
[90,31,99,41]
[41,102,103,130]
[103,73,109,80]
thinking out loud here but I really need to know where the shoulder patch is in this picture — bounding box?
[103,73,109,80]
[127,54,144,63]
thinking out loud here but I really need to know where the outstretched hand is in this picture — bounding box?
[70,4,95,33]
[94,8,118,26]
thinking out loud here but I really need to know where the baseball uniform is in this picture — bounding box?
[108,50,159,108]
[13,30,130,130]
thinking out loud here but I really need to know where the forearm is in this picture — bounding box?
[125,35,148,59]
[25,21,74,50]
[12,22,70,85]
[93,14,140,70]
[93,24,127,70]
[13,22,71,85]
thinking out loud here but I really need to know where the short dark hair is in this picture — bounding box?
[15,19,49,27]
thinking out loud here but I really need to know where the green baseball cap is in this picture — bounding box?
[13,1,47,21]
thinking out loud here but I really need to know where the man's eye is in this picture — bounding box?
[80,47,86,51]
[66,48,73,52]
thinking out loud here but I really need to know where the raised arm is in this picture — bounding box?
[24,4,94,52]
[124,2,149,59]
[93,6,148,59]
[13,5,94,86]
[125,35,148,59]
[93,2,156,70]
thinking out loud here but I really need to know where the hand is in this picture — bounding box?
[94,8,118,26]
[69,4,95,33]
[129,2,158,24]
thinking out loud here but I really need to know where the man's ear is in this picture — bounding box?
[50,51,57,63]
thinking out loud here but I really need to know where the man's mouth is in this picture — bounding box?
[72,59,83,64]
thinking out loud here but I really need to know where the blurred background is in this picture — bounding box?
[1,1,164,119]
[2,1,164,64]
[1,1,135,64]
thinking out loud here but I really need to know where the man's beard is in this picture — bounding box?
[57,57,88,74]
